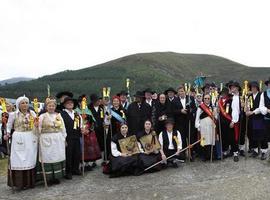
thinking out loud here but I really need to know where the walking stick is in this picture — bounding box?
[144,138,204,172]
[218,114,223,160]
[33,98,48,189]
[38,137,48,189]
[81,97,88,177]
[244,116,249,160]
[188,119,191,163]
[6,134,14,193]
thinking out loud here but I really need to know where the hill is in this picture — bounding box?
[0,77,33,86]
[0,52,269,100]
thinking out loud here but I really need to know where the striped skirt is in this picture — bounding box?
[36,161,65,182]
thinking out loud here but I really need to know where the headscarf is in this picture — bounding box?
[16,96,29,111]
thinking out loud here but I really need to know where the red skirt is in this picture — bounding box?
[82,131,102,162]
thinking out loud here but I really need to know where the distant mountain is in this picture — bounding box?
[0,52,269,100]
[0,77,33,85]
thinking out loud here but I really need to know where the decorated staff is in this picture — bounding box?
[126,78,132,103]
[144,138,205,172]
[102,87,112,163]
[81,97,87,176]
[1,98,14,192]
[34,98,48,189]
[243,81,250,160]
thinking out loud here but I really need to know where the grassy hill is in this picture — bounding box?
[1,52,269,100]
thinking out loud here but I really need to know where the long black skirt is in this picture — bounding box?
[139,153,161,170]
[111,154,140,176]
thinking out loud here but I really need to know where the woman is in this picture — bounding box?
[155,93,169,133]
[75,95,101,171]
[110,123,142,178]
[137,120,162,172]
[36,97,67,185]
[4,96,38,189]
[195,94,217,161]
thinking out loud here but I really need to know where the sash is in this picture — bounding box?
[218,98,232,122]
[218,98,240,142]
[111,109,125,124]
[199,103,216,124]
[75,107,96,122]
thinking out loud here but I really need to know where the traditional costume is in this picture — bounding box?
[60,97,82,179]
[6,96,38,189]
[36,103,66,184]
[195,102,217,160]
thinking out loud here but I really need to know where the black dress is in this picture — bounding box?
[110,133,142,176]
[127,102,152,135]
[137,130,161,171]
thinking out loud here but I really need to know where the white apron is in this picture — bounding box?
[200,117,215,146]
[40,132,66,163]
[10,131,38,170]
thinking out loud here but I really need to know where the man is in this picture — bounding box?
[164,87,177,119]
[227,81,242,162]
[117,90,129,111]
[172,85,196,159]
[143,88,154,107]
[56,91,74,111]
[246,81,267,160]
[89,94,105,153]
[159,118,183,168]
[259,77,270,159]
[61,97,83,179]
[127,91,152,135]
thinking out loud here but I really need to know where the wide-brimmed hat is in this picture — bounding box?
[164,87,177,95]
[143,88,154,94]
[117,90,128,96]
[249,81,260,90]
[133,91,145,98]
[228,81,241,90]
[164,118,175,125]
[265,77,270,86]
[63,96,75,105]
[56,91,73,99]
[90,94,100,103]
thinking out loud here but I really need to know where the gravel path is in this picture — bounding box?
[1,158,270,200]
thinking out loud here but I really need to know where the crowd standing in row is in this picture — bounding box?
[1,77,270,190]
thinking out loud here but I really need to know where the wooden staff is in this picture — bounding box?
[34,98,48,189]
[144,138,204,172]
[81,97,87,176]
[218,112,223,160]
[243,81,249,160]
[1,98,14,192]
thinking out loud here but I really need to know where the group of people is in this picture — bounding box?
[1,77,270,190]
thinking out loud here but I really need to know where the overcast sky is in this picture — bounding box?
[1,0,270,80]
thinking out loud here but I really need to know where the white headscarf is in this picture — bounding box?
[16,96,29,111]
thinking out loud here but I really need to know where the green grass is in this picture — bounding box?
[0,158,7,176]
[1,51,269,100]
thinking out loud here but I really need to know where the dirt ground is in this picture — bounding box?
[1,157,270,200]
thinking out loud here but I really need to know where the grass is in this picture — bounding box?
[0,158,7,176]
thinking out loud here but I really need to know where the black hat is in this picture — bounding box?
[117,90,128,96]
[210,82,216,88]
[56,91,73,99]
[249,81,259,90]
[164,87,177,95]
[133,91,144,98]
[62,96,75,105]
[143,88,154,94]
[202,83,211,91]
[90,94,100,103]
[225,80,234,88]
[78,94,87,103]
[165,118,175,125]
[228,81,242,91]
[265,77,270,86]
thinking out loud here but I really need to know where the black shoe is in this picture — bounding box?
[92,162,97,168]
[171,162,179,168]
[72,170,82,175]
[261,153,267,160]
[250,150,258,158]
[85,165,93,171]
[239,150,245,157]
[233,155,239,162]
[65,173,72,180]
[52,179,60,185]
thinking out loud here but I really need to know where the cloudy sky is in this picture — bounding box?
[1,0,270,80]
